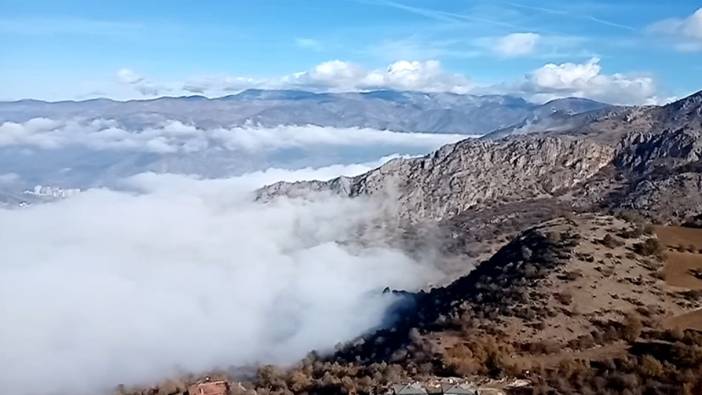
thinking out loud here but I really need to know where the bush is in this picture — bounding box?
[622,314,643,342]
[555,291,574,305]
[600,234,625,248]
[633,238,665,258]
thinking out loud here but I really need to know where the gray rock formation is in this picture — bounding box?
[258,136,615,222]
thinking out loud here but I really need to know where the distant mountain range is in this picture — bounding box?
[0,89,610,135]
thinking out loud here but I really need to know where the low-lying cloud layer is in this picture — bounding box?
[0,118,468,154]
[0,168,438,395]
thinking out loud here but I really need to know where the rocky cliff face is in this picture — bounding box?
[258,136,614,223]
[615,129,702,174]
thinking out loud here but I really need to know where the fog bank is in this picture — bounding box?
[0,169,437,395]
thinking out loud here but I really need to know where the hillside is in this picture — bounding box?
[114,89,702,394]
[485,90,702,144]
[119,215,702,395]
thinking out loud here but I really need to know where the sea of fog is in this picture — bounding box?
[0,119,474,395]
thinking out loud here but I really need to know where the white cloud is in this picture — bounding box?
[116,68,143,85]
[494,32,540,57]
[285,60,367,89]
[0,169,438,395]
[177,60,471,95]
[649,8,702,51]
[530,58,602,90]
[286,59,472,93]
[122,154,408,194]
[110,59,659,104]
[0,118,471,153]
[518,57,657,105]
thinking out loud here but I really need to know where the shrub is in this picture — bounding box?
[622,314,643,342]
[562,270,583,281]
[555,291,574,305]
[640,355,665,378]
[600,234,625,248]
[633,238,665,258]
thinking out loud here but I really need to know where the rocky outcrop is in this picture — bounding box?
[619,172,702,222]
[258,136,614,223]
[615,129,702,174]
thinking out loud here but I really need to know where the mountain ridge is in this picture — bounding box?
[0,90,611,135]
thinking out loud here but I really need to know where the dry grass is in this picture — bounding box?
[662,252,702,289]
[663,309,702,331]
[655,225,702,250]
[655,226,702,290]
[655,225,702,331]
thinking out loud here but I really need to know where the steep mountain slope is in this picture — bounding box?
[336,215,684,358]
[258,136,614,222]
[319,215,702,394]
[0,90,609,135]
[482,99,615,140]
[259,90,702,227]
[486,90,702,144]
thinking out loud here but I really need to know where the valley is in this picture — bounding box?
[4,2,702,394]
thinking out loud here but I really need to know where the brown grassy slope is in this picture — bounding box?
[655,225,702,332]
[116,216,702,395]
[335,215,694,368]
[655,225,702,251]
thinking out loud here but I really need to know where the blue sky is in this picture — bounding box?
[2,0,702,103]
